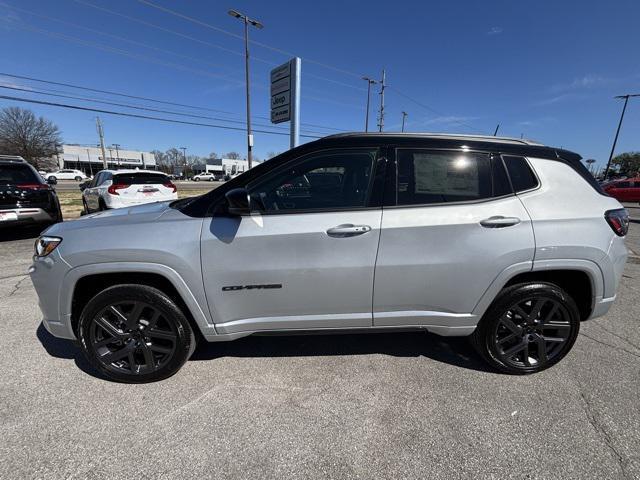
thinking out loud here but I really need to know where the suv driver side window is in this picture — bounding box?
[248,149,378,212]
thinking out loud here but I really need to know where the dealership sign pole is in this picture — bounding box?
[271,57,301,149]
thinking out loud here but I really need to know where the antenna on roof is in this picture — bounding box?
[493,124,500,136]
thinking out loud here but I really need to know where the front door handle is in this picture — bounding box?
[480,216,521,228]
[326,224,372,238]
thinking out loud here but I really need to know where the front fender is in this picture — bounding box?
[59,262,217,339]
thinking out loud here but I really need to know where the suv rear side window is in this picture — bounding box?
[396,150,500,205]
[0,164,40,185]
[113,173,168,185]
[503,156,539,192]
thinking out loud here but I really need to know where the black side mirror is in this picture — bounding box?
[79,181,89,191]
[46,177,57,185]
[225,188,250,216]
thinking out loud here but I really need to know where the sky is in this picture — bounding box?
[0,0,639,168]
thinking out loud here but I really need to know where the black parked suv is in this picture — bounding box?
[0,156,62,230]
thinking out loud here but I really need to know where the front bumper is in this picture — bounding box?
[29,250,76,340]
[0,207,55,227]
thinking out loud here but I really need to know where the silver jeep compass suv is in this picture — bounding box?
[30,133,629,383]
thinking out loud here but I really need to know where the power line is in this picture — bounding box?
[387,85,480,133]
[0,72,348,132]
[1,18,237,83]
[0,1,241,74]
[135,0,365,80]
[0,94,323,139]
[0,84,296,132]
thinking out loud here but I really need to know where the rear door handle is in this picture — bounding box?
[480,216,521,228]
[326,224,372,238]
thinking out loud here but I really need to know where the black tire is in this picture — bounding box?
[74,176,82,181]
[48,176,57,183]
[194,177,200,182]
[81,199,89,215]
[98,198,107,211]
[78,284,197,383]
[208,177,214,181]
[470,282,580,374]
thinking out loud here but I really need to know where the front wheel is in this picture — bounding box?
[470,282,580,374]
[78,285,196,383]
[75,176,83,181]
[193,177,200,182]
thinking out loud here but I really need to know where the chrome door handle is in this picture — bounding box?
[480,216,521,228]
[326,224,372,238]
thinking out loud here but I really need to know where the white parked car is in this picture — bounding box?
[80,169,177,213]
[44,169,88,182]
[192,172,222,182]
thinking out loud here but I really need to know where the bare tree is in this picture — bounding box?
[0,107,62,168]
[224,151,242,160]
[208,151,219,159]
[266,151,280,159]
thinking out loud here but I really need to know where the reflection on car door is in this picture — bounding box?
[373,149,535,331]
[201,148,385,334]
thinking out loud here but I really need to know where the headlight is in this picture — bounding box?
[34,236,62,257]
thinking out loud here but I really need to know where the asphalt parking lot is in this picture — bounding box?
[0,206,639,479]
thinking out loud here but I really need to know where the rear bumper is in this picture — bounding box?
[0,207,55,227]
[105,194,177,209]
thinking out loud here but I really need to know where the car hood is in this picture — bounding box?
[44,201,173,235]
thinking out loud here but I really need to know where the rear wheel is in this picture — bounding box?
[470,282,580,374]
[74,176,82,181]
[78,285,196,383]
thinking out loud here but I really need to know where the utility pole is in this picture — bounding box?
[228,9,263,169]
[401,111,408,132]
[493,124,500,136]
[95,117,108,169]
[604,94,640,179]
[181,147,187,164]
[112,144,121,167]
[362,77,377,132]
[377,69,386,132]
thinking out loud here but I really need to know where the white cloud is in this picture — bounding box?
[550,74,612,93]
[421,115,480,126]
[487,27,503,35]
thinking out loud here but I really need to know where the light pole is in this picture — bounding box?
[401,111,408,132]
[181,147,187,177]
[604,94,640,179]
[228,9,263,169]
[362,77,377,132]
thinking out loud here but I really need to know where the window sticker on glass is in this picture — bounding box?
[413,153,479,196]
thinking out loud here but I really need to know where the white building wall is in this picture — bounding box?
[60,145,156,169]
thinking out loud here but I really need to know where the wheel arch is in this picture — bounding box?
[473,260,602,321]
[64,263,216,338]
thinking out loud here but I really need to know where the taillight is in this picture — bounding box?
[163,181,177,193]
[605,209,629,237]
[17,183,50,190]
[107,183,129,195]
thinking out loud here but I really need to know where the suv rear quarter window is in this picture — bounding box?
[503,155,539,192]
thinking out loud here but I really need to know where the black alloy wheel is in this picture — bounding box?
[88,301,178,375]
[471,283,580,374]
[78,285,196,383]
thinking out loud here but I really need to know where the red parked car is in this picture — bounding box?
[603,177,640,202]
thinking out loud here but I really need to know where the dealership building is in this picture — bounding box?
[56,145,157,175]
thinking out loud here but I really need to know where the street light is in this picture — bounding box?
[362,77,377,132]
[604,94,640,179]
[228,9,263,169]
